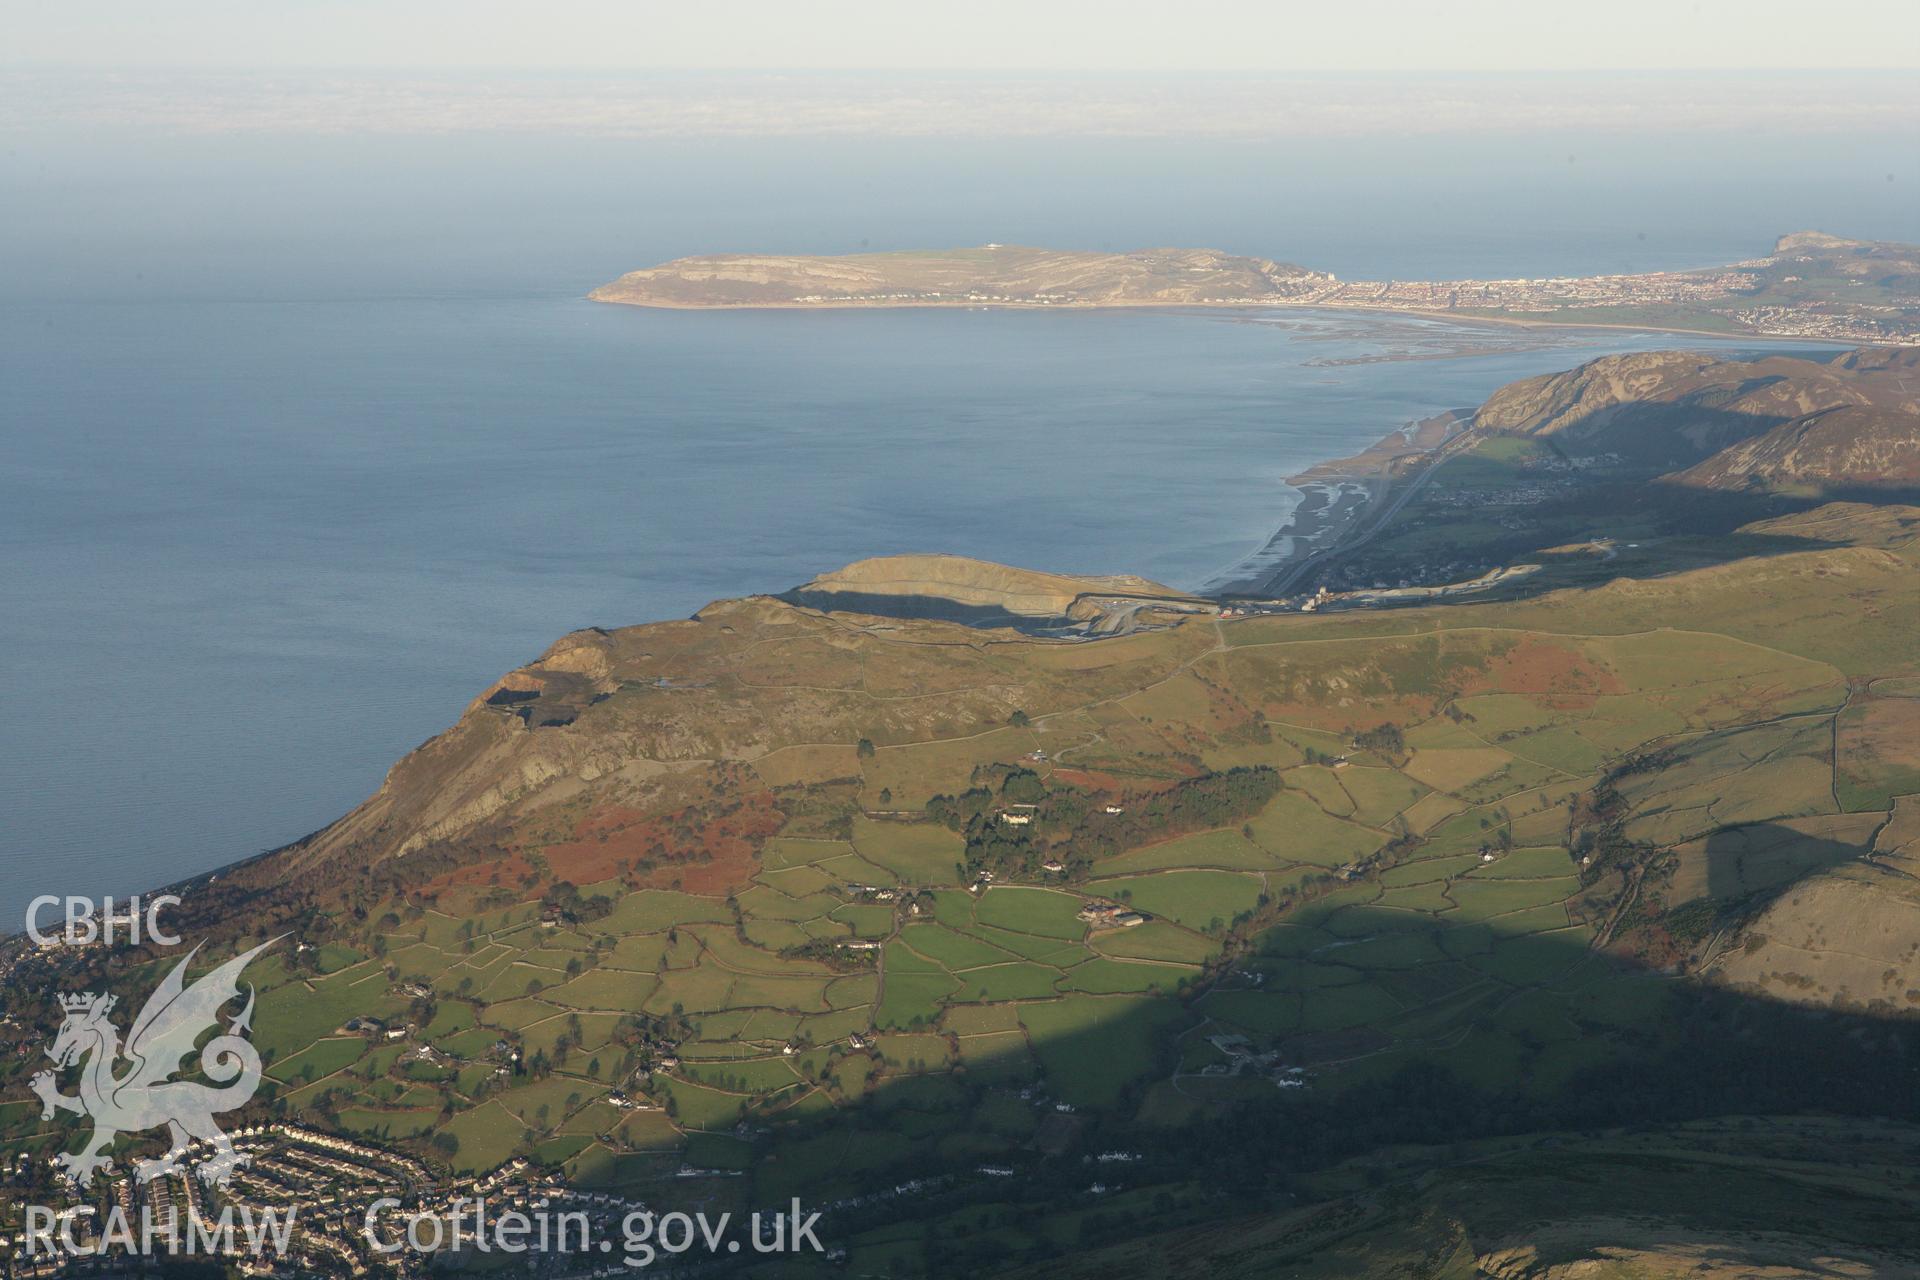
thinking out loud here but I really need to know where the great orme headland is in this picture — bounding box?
[590,232,1920,344]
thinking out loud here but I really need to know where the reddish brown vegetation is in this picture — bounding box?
[427,852,539,894]
[1463,636,1623,709]
[539,791,785,894]
[1048,768,1189,794]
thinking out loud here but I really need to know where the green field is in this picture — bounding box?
[1089,871,1264,932]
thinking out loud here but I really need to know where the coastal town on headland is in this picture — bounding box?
[775,261,1892,344]
[586,232,1920,346]
[1298,263,1894,342]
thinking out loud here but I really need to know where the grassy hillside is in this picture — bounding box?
[5,352,1918,1276]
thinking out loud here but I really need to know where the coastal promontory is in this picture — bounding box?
[589,233,1920,343]
[587,244,1335,308]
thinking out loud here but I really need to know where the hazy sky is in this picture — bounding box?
[11,0,1920,72]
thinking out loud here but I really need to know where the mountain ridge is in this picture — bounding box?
[1465,345,1920,490]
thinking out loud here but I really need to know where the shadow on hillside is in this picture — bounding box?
[1702,820,1869,906]
[672,854,1920,1273]
[13,820,1915,1275]
[458,821,1908,1260]
[776,588,1064,634]
[1324,483,1920,611]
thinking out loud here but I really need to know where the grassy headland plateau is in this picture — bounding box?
[591,232,1920,345]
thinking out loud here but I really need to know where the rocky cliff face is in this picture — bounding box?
[1669,347,1920,492]
[258,559,1208,887]
[1471,351,1728,456]
[1673,403,1920,492]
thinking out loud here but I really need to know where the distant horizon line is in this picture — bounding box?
[7,67,1914,139]
[8,65,1919,77]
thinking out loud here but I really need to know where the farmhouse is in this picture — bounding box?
[1077,902,1149,928]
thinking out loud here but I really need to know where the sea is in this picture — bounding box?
[3,129,1913,928]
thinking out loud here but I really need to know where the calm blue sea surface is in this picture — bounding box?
[2,131,1909,926]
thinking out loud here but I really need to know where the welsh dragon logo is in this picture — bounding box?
[30,938,279,1188]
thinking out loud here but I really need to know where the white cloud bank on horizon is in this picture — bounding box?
[9,0,1920,73]
[6,70,1919,138]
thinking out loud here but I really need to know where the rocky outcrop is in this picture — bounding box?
[1674,404,1920,492]
[1471,351,1726,455]
[258,558,1210,883]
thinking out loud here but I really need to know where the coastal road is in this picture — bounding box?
[1236,481,1387,599]
[1241,424,1469,599]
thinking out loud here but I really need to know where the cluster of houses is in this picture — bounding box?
[7,1123,447,1278]
[265,1124,432,1183]
[604,1090,657,1113]
[1196,1035,1311,1090]
[66,1124,677,1279]
[1076,902,1148,930]
[339,1016,414,1043]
